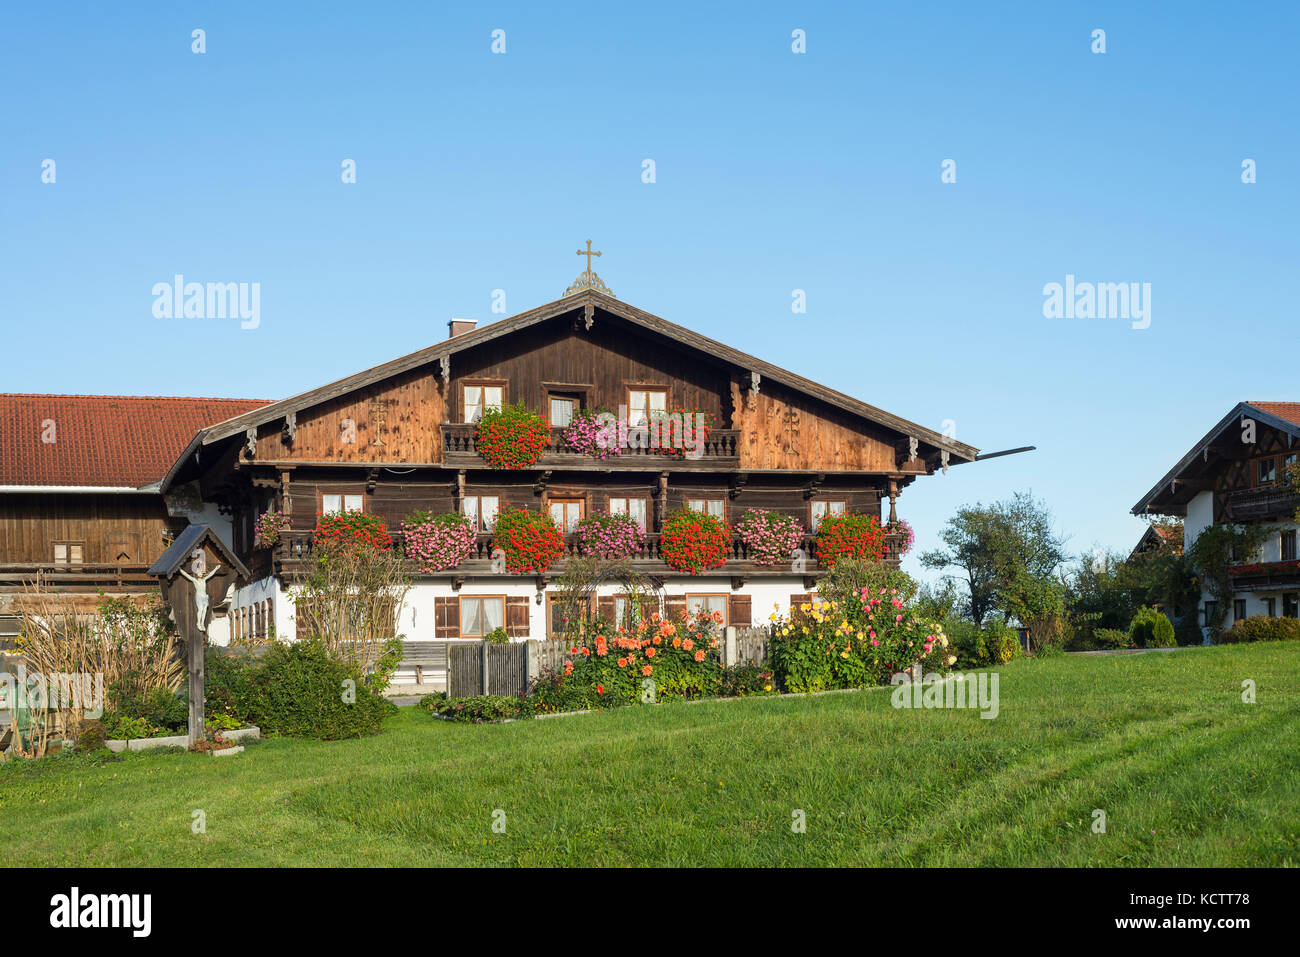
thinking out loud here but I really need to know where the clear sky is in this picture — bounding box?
[2,2,1296,582]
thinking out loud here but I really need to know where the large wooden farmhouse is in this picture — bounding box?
[1133,401,1300,637]
[4,269,982,655]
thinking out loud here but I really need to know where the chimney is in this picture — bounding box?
[447,318,477,339]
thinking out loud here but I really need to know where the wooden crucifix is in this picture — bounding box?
[148,525,249,744]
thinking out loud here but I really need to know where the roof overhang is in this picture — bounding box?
[1131,402,1300,516]
[0,485,156,494]
[161,290,983,491]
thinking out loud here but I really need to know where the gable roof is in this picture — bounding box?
[0,394,272,490]
[147,523,250,580]
[164,290,978,488]
[1131,401,1300,516]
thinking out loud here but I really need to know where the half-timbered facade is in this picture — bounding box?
[159,282,981,659]
[1132,401,1300,637]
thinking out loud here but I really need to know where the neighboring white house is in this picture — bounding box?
[1132,401,1300,641]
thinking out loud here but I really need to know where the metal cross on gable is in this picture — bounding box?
[576,239,601,274]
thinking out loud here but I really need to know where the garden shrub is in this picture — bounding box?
[770,591,952,693]
[983,622,1023,663]
[1220,615,1300,643]
[205,649,259,726]
[245,640,395,739]
[946,619,985,668]
[1095,628,1133,650]
[104,685,188,737]
[1127,606,1176,648]
[484,626,510,644]
[74,719,106,752]
[421,694,532,723]
[817,559,918,609]
[721,665,776,697]
[531,609,726,709]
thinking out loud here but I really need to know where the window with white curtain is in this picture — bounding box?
[461,596,505,637]
[810,500,846,531]
[687,498,725,519]
[462,495,499,531]
[463,385,503,423]
[609,497,648,531]
[321,493,364,515]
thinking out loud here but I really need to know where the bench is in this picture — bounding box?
[400,641,448,685]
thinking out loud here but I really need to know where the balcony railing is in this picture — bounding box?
[0,562,155,590]
[1223,487,1300,521]
[441,424,740,465]
[272,530,907,579]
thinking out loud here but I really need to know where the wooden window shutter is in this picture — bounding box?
[664,595,687,622]
[506,596,530,638]
[789,593,813,623]
[728,594,752,628]
[435,597,460,639]
[597,596,616,622]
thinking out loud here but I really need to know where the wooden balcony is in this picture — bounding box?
[0,562,156,591]
[1222,487,1300,521]
[440,424,741,469]
[272,530,906,583]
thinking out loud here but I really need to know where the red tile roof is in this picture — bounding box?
[1249,402,1300,427]
[0,394,272,488]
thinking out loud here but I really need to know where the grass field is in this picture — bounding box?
[2,643,1297,867]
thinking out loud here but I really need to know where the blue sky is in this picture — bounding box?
[2,2,1296,581]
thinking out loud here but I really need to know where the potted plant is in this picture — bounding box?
[475,401,551,469]
[491,507,564,573]
[734,508,804,565]
[253,508,289,548]
[660,508,731,574]
[813,512,887,567]
[401,510,477,572]
[575,509,644,559]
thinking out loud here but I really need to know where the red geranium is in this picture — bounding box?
[660,507,731,574]
[491,506,564,573]
[475,401,551,470]
[813,512,887,566]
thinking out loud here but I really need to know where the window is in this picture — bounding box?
[1265,597,1277,617]
[52,542,84,565]
[549,498,584,533]
[1234,599,1247,623]
[686,594,729,625]
[1203,600,1217,625]
[609,496,649,531]
[463,384,503,424]
[627,388,667,427]
[810,500,847,531]
[1283,530,1297,562]
[547,594,591,638]
[1259,458,1276,484]
[321,493,364,515]
[462,495,499,531]
[686,498,725,519]
[1285,594,1300,619]
[460,596,505,638]
[548,393,580,429]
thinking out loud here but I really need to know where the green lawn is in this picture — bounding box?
[2,643,1297,867]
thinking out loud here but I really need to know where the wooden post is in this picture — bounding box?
[525,639,538,688]
[724,625,737,668]
[188,631,204,744]
[480,640,490,695]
